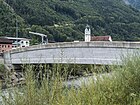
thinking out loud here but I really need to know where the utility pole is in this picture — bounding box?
[16,17,18,38]
[15,17,19,47]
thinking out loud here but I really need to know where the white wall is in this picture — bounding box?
[19,40,30,47]
[85,26,91,42]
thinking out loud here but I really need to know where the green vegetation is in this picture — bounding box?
[1,55,140,105]
[0,64,7,80]
[125,0,140,9]
[0,0,26,37]
[0,64,5,73]
[0,0,140,43]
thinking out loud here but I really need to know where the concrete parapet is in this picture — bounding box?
[10,41,140,54]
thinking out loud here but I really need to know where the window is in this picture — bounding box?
[26,41,29,45]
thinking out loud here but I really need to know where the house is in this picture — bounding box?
[0,38,13,53]
[2,37,30,49]
[91,36,112,42]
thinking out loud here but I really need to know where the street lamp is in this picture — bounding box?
[29,31,48,44]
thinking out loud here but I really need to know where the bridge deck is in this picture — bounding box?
[3,41,140,66]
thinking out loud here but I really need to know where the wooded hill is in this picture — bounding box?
[124,0,140,9]
[1,0,140,43]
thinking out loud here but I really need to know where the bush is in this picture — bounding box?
[2,55,140,105]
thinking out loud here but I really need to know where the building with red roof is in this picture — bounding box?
[0,38,13,54]
[91,36,112,42]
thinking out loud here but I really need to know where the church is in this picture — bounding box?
[84,25,112,42]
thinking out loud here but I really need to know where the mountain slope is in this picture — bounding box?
[0,1,26,37]
[1,0,140,42]
[124,0,140,9]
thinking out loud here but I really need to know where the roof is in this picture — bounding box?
[2,37,30,41]
[0,38,13,44]
[91,36,112,41]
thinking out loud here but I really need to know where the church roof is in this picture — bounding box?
[91,36,112,41]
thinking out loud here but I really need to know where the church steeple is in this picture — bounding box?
[85,25,91,42]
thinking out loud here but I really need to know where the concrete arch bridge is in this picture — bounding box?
[3,41,140,69]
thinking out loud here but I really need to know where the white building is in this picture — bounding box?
[85,25,91,42]
[3,37,30,49]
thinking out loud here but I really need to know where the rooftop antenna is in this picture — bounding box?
[29,31,48,44]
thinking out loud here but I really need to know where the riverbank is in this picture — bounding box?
[0,55,140,105]
[0,63,112,89]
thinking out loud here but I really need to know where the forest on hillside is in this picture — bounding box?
[124,0,140,9]
[0,0,140,43]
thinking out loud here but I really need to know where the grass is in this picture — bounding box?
[1,55,140,105]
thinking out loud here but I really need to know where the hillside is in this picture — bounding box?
[0,1,26,37]
[1,0,140,42]
[124,0,140,9]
